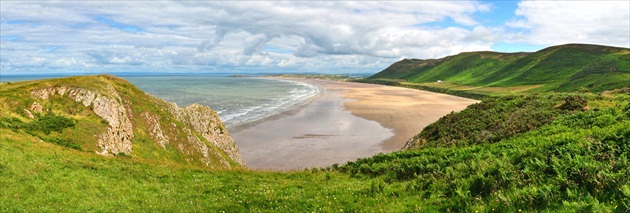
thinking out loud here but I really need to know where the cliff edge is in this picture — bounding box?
[0,75,243,169]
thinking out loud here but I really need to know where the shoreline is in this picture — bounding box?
[336,80,480,151]
[231,78,479,170]
[226,87,322,135]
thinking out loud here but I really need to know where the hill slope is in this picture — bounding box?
[0,75,242,169]
[1,75,629,211]
[2,90,628,211]
[368,44,630,94]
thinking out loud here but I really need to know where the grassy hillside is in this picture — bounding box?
[340,92,630,212]
[366,44,630,95]
[2,75,629,211]
[0,75,241,169]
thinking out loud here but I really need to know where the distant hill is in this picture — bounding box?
[368,44,630,94]
[0,75,243,169]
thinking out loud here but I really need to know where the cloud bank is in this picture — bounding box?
[1,1,628,74]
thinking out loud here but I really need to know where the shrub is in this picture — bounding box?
[407,94,567,148]
[28,115,76,134]
[557,95,587,111]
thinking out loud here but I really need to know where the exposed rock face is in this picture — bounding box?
[174,103,243,166]
[29,102,43,114]
[31,85,134,156]
[143,112,169,149]
[140,99,243,167]
[23,109,34,119]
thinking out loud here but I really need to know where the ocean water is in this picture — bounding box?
[121,75,320,128]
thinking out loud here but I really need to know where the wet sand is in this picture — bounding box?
[231,79,479,170]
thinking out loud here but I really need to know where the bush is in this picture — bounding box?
[406,94,568,148]
[557,95,587,111]
[27,115,76,134]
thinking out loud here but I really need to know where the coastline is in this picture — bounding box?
[333,80,480,150]
[231,78,479,170]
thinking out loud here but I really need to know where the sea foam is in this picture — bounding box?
[219,78,320,127]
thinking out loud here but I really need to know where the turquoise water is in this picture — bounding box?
[123,76,320,127]
[1,74,320,128]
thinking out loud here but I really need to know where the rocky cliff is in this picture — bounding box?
[30,85,134,156]
[1,75,243,169]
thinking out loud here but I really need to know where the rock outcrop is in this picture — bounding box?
[31,85,134,156]
[25,76,243,169]
[143,111,169,149]
[174,103,243,166]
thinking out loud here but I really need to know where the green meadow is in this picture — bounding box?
[365,44,630,98]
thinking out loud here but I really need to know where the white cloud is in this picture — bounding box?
[506,1,630,47]
[0,1,627,74]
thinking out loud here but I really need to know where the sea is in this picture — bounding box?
[0,74,320,128]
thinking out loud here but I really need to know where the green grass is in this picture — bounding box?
[366,44,630,95]
[0,129,421,212]
[2,73,630,211]
[339,93,630,212]
[2,91,629,211]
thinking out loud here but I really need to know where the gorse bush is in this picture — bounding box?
[406,94,580,148]
[0,114,77,135]
[28,115,76,134]
[557,95,587,111]
[0,115,79,150]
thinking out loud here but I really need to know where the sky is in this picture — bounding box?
[1,1,629,74]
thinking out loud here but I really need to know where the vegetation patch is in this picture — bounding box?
[405,94,591,148]
[27,114,76,134]
[337,93,630,211]
[0,115,80,150]
[367,44,630,95]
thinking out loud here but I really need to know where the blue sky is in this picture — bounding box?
[1,1,628,74]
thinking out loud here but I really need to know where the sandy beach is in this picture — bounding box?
[231,79,479,170]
